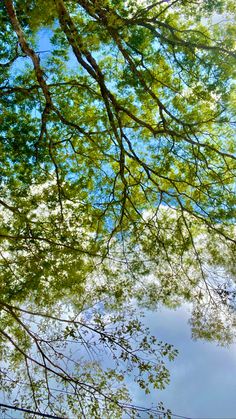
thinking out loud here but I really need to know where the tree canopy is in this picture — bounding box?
[0,0,236,417]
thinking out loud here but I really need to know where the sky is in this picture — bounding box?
[130,305,236,418]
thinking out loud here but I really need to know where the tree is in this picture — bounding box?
[0,0,236,416]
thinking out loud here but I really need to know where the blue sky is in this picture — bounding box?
[130,305,236,418]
